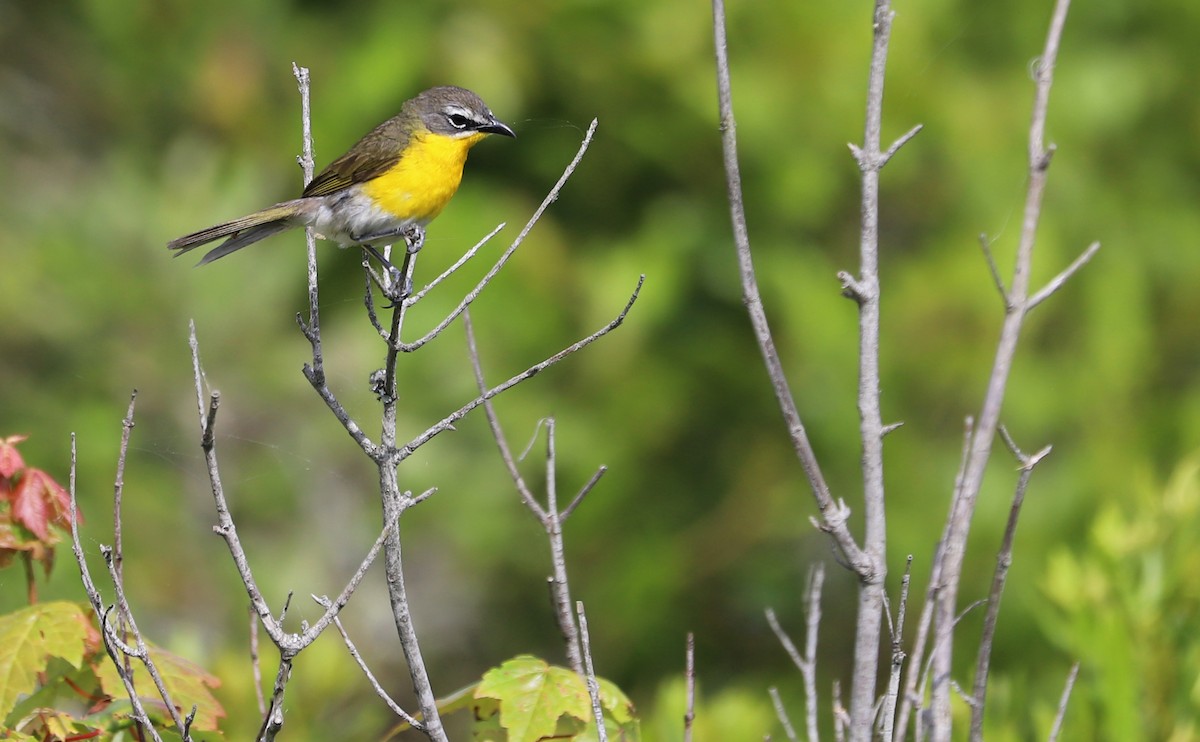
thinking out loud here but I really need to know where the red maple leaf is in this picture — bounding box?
[12,467,75,541]
[0,434,28,478]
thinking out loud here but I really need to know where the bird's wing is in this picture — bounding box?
[302,122,408,198]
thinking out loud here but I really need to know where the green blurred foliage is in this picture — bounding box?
[1,0,1197,738]
[644,677,775,741]
[1038,458,1200,741]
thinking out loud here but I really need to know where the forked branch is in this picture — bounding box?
[968,429,1052,741]
[929,1,1094,738]
[711,0,870,581]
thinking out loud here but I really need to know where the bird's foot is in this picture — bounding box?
[403,225,425,255]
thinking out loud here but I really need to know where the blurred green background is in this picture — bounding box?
[2,0,1198,738]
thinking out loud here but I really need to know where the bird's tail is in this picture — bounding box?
[167,200,309,265]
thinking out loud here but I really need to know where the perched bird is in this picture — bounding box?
[167,86,515,266]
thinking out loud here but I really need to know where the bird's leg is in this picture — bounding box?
[361,244,403,287]
[355,224,425,248]
[360,244,410,305]
[361,243,393,272]
[356,226,425,304]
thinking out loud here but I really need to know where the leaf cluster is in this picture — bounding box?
[0,601,225,741]
[0,436,76,583]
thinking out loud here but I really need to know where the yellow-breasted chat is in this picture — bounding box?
[167,85,515,266]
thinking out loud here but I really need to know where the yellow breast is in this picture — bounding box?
[361,130,486,224]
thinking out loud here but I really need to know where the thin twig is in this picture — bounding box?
[465,309,546,518]
[105,399,200,741]
[403,223,507,309]
[576,602,608,742]
[894,416,972,742]
[951,679,978,708]
[276,593,293,627]
[765,608,807,672]
[766,562,824,742]
[68,439,164,742]
[465,312,585,673]
[562,465,608,521]
[190,324,404,653]
[250,606,266,717]
[289,63,373,459]
[978,234,1009,302]
[300,362,379,456]
[188,330,279,642]
[101,545,190,737]
[292,63,315,182]
[1047,662,1080,742]
[289,498,410,647]
[73,417,196,741]
[544,418,584,673]
[802,565,824,742]
[291,64,324,385]
[397,276,644,462]
[929,2,1081,738]
[363,267,388,336]
[968,429,1052,741]
[769,687,799,742]
[1026,241,1101,311]
[111,392,136,601]
[880,124,924,166]
[111,392,138,730]
[313,596,423,730]
[712,0,871,582]
[880,555,913,742]
[96,607,167,742]
[684,633,696,742]
[382,238,422,348]
[188,320,208,435]
[68,435,101,619]
[832,680,848,742]
[925,599,987,740]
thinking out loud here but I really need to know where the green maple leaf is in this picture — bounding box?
[93,641,225,732]
[0,602,92,721]
[474,655,639,742]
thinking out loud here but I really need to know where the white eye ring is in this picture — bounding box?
[446,109,473,129]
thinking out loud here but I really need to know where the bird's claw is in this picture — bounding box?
[404,226,425,255]
[381,270,413,308]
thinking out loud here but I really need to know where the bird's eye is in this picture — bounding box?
[447,113,471,129]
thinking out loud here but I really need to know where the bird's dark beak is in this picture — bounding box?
[480,118,516,138]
